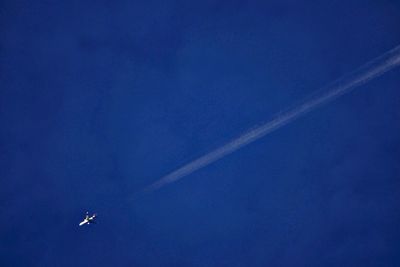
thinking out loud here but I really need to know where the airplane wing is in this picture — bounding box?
[79,213,97,226]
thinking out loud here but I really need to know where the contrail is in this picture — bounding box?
[145,45,400,192]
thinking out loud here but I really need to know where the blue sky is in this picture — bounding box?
[1,1,400,266]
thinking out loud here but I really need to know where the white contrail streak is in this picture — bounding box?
[146,45,400,192]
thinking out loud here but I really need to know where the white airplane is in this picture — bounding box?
[79,212,97,226]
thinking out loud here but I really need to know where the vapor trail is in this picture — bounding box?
[146,45,400,192]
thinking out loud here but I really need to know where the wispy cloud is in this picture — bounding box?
[145,45,400,192]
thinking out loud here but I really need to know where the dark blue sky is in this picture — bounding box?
[1,1,400,266]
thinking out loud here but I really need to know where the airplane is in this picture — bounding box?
[79,212,97,226]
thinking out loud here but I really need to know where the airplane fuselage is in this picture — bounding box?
[79,214,97,226]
